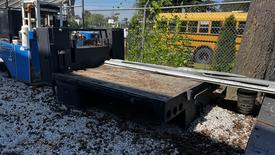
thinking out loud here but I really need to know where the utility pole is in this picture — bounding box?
[82,0,85,28]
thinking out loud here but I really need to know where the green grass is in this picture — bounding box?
[192,63,212,70]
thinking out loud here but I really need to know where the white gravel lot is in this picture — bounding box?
[0,71,256,155]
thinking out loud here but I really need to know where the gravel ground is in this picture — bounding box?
[0,71,256,155]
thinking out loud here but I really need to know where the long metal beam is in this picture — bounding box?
[105,59,275,94]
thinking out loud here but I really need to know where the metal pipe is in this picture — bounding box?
[60,3,63,27]
[47,14,51,26]
[27,11,31,30]
[62,5,82,8]
[35,0,41,28]
[22,4,26,26]
[105,59,275,94]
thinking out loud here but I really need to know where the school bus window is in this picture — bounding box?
[158,21,167,29]
[188,21,198,33]
[238,21,246,35]
[169,21,177,32]
[179,21,187,33]
[157,12,248,64]
[199,21,210,33]
[211,21,222,34]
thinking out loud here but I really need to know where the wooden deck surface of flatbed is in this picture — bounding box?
[71,64,201,97]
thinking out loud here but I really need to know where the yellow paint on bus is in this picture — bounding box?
[157,12,248,64]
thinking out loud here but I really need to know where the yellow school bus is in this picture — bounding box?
[158,12,248,64]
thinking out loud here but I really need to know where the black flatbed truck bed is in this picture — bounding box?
[53,64,216,124]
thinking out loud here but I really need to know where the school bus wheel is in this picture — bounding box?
[194,46,213,64]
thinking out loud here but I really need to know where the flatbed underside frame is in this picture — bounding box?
[53,64,216,124]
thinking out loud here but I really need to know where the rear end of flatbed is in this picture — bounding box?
[53,64,217,125]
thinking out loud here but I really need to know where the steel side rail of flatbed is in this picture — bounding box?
[106,59,275,95]
[105,60,275,153]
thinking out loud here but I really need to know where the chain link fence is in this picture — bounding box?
[80,1,250,72]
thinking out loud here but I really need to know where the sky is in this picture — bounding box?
[74,0,136,20]
[74,0,223,21]
[76,0,136,9]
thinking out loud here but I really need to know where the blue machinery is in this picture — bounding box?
[0,32,40,83]
[0,0,60,83]
[0,1,275,154]
[0,0,121,84]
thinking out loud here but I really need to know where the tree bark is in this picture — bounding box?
[226,0,275,99]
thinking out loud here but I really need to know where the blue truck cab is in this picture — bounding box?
[0,8,41,83]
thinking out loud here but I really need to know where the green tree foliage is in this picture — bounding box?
[67,17,81,28]
[127,0,215,67]
[131,0,216,29]
[67,12,122,29]
[184,0,216,12]
[136,0,215,15]
[212,15,237,72]
[220,0,250,12]
[127,20,193,67]
[129,15,141,29]
[136,0,213,7]
[84,11,108,28]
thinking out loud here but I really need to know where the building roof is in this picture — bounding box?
[0,0,66,9]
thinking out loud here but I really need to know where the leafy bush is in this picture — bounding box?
[67,17,81,28]
[212,15,237,72]
[127,19,193,67]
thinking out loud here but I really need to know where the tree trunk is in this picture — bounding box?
[226,0,275,99]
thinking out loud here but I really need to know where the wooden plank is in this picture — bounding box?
[71,64,201,97]
[53,73,171,101]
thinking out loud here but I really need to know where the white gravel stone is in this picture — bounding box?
[0,71,256,154]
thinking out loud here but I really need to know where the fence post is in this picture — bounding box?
[141,0,150,62]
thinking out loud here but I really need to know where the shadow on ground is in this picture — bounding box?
[80,97,245,155]
[217,99,260,117]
